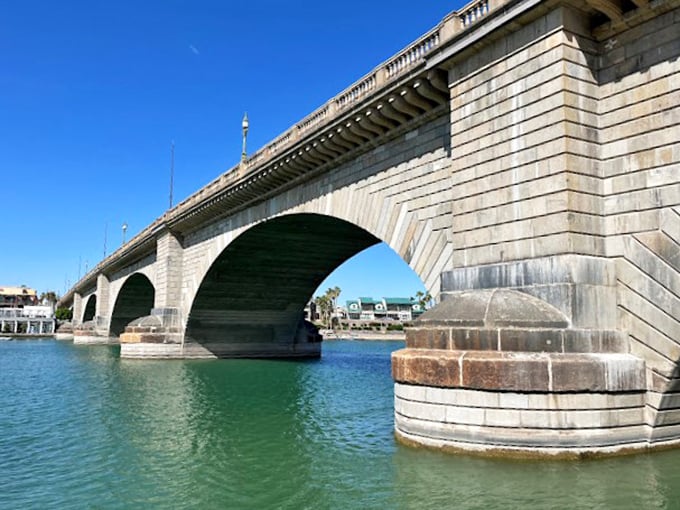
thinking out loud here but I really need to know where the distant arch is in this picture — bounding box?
[82,295,96,323]
[109,273,155,337]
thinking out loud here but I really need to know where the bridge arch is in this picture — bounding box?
[109,273,155,337]
[82,295,96,323]
[185,212,417,353]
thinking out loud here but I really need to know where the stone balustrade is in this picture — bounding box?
[296,106,329,135]
[459,0,491,27]
[386,31,441,79]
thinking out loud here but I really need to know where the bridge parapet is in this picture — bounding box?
[149,0,511,225]
[459,0,491,27]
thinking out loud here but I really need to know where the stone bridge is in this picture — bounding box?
[59,0,680,457]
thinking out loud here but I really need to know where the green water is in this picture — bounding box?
[1,339,680,509]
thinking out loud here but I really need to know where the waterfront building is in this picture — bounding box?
[346,297,423,321]
[0,286,55,335]
[0,306,55,335]
[0,286,39,308]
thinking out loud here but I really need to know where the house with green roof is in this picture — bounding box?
[345,297,424,321]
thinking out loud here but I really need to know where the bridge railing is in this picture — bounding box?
[230,0,499,180]
[163,0,502,220]
[459,0,492,27]
[62,0,507,304]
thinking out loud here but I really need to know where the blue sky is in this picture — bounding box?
[1,1,461,303]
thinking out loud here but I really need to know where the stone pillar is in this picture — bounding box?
[120,230,186,357]
[95,273,112,339]
[73,276,115,345]
[95,273,110,320]
[154,230,183,310]
[73,293,83,326]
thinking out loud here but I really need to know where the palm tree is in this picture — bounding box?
[314,294,332,328]
[326,286,341,324]
[412,290,432,310]
[313,286,342,329]
[39,291,59,305]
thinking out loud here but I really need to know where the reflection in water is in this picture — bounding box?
[391,447,677,510]
[1,339,680,509]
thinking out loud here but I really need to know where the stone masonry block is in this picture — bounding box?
[405,327,450,349]
[499,328,563,353]
[551,357,607,391]
[450,328,498,351]
[461,351,551,392]
[392,349,461,388]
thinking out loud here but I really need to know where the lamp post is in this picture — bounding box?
[241,112,249,163]
[122,222,128,245]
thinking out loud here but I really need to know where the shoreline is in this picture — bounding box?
[0,334,55,339]
[0,332,406,342]
[321,330,405,341]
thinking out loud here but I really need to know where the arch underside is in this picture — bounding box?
[82,295,96,323]
[110,273,155,337]
[186,214,380,354]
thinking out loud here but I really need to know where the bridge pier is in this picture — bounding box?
[73,315,118,344]
[393,255,655,458]
[119,308,322,359]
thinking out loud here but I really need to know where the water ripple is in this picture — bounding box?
[2,340,680,509]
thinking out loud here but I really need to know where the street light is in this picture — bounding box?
[122,222,128,245]
[241,112,249,163]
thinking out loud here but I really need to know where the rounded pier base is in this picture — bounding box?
[392,350,648,459]
[55,322,74,341]
[393,289,656,458]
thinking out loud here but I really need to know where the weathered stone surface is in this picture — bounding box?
[498,329,562,352]
[119,332,168,344]
[73,334,117,345]
[120,341,321,359]
[406,327,451,349]
[551,357,607,391]
[460,351,551,392]
[561,329,627,353]
[392,349,461,388]
[393,349,646,392]
[450,328,498,350]
[430,289,569,328]
[441,256,619,329]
